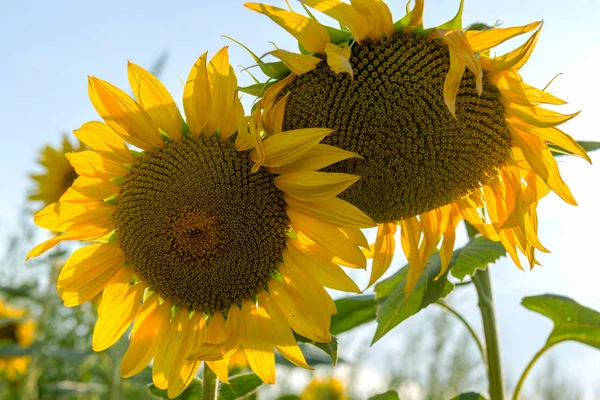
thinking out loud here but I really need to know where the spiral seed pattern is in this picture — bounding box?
[114,135,289,312]
[280,31,511,222]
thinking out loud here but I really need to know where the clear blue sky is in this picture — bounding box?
[1,0,599,396]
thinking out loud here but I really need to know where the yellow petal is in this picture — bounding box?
[34,201,115,232]
[506,103,579,128]
[486,69,566,106]
[479,27,541,72]
[261,75,294,116]
[268,144,360,175]
[511,120,590,163]
[269,262,334,343]
[128,62,182,141]
[183,52,212,137]
[263,93,288,135]
[245,3,330,53]
[406,0,424,28]
[288,208,366,268]
[258,292,312,370]
[509,125,576,205]
[254,128,333,167]
[73,121,134,164]
[275,171,359,202]
[60,176,119,203]
[92,282,144,352]
[466,21,541,53]
[240,301,276,384]
[58,243,125,307]
[268,50,321,76]
[167,313,205,398]
[350,0,394,38]
[121,294,171,378]
[66,151,129,179]
[286,245,360,293]
[400,217,424,294]
[303,0,369,42]
[284,195,374,228]
[368,222,397,286]
[325,43,353,77]
[437,29,483,116]
[153,309,189,390]
[340,226,369,249]
[206,360,230,384]
[88,76,162,150]
[205,47,239,139]
[26,226,113,260]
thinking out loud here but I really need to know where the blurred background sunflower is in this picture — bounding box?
[0,299,35,381]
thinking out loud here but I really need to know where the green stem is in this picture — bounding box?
[203,364,219,400]
[436,300,486,362]
[472,269,505,400]
[22,261,61,400]
[512,344,553,400]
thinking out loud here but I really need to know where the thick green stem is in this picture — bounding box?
[512,344,553,400]
[436,300,485,363]
[472,269,505,400]
[203,364,219,400]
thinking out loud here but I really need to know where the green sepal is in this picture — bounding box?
[293,332,338,365]
[325,26,352,45]
[223,35,291,80]
[239,80,278,97]
[180,114,191,138]
[269,269,282,281]
[437,0,464,30]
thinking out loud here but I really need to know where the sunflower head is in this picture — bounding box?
[245,0,590,291]
[28,47,374,397]
[0,299,36,380]
[301,377,348,400]
[29,135,86,207]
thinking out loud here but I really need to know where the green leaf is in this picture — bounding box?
[522,294,600,349]
[449,236,506,281]
[368,390,400,400]
[238,81,278,97]
[450,393,487,400]
[294,333,338,365]
[219,373,263,400]
[277,396,302,400]
[223,35,291,80]
[330,295,377,335]
[148,378,202,399]
[0,283,37,299]
[551,141,600,157]
[373,253,452,343]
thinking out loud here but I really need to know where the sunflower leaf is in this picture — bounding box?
[372,253,452,344]
[522,294,600,349]
[219,373,264,400]
[148,379,202,399]
[450,393,488,400]
[551,141,600,157]
[293,333,338,365]
[330,294,377,335]
[449,236,506,281]
[368,390,400,400]
[0,343,33,357]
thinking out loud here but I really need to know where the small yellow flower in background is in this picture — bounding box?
[29,135,85,207]
[0,299,36,381]
[27,46,374,398]
[301,377,348,400]
[245,0,590,292]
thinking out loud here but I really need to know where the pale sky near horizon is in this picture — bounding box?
[1,0,599,397]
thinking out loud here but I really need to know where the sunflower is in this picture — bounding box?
[27,47,373,397]
[300,377,348,400]
[0,299,36,381]
[29,135,86,207]
[244,0,590,291]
